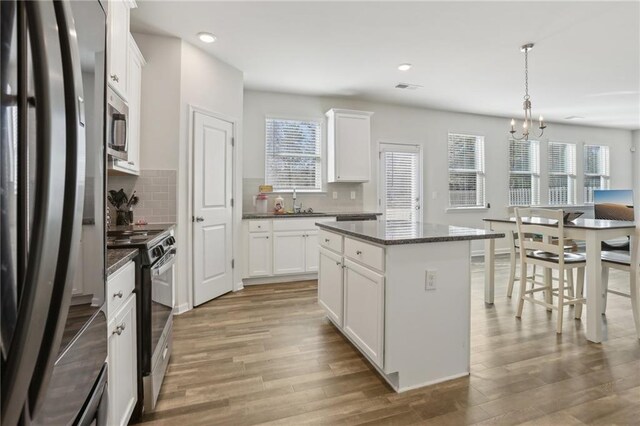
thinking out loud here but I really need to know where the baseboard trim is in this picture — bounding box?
[243,273,317,285]
[174,303,190,315]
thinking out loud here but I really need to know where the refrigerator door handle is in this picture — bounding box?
[27,0,88,416]
[1,2,68,425]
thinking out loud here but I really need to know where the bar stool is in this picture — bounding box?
[514,208,586,334]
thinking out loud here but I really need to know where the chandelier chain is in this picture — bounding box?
[524,48,529,100]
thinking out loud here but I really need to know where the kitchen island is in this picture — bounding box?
[315,220,504,391]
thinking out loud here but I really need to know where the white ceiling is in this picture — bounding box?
[131,1,640,130]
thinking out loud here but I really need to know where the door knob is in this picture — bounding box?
[195,216,204,222]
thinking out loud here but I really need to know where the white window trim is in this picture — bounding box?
[447,133,486,208]
[548,141,577,206]
[583,144,610,204]
[508,139,540,207]
[264,116,325,193]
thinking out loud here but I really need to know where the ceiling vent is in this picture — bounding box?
[395,82,423,90]
[564,115,585,120]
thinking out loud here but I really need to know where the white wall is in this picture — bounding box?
[132,34,182,170]
[178,41,244,311]
[134,33,244,312]
[244,90,634,253]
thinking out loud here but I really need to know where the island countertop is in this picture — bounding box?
[316,220,504,245]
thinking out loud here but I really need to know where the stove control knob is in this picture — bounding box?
[170,236,176,245]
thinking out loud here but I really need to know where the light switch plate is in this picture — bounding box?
[425,270,437,291]
[350,191,356,200]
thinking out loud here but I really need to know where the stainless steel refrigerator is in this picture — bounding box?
[1,1,108,424]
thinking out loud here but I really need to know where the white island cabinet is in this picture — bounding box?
[317,221,503,392]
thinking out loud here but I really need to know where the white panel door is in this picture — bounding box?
[273,231,306,275]
[379,143,422,221]
[193,112,234,306]
[248,232,272,277]
[318,247,344,326]
[304,231,319,272]
[343,259,385,368]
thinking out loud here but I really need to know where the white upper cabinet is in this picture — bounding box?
[110,35,144,175]
[107,0,134,99]
[326,109,374,183]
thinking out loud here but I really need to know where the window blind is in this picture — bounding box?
[382,148,420,221]
[265,118,322,192]
[548,142,576,205]
[448,133,485,207]
[509,139,540,206]
[583,144,610,203]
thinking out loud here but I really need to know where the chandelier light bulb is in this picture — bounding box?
[511,119,515,126]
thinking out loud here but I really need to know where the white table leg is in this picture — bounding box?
[630,234,640,340]
[484,222,495,305]
[585,231,604,343]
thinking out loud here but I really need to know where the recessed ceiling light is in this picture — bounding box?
[198,32,217,43]
[397,63,412,71]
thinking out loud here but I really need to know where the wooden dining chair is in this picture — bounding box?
[514,208,586,334]
[601,226,640,339]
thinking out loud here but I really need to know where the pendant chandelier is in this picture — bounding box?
[509,43,546,141]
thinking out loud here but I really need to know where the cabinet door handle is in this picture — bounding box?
[336,261,341,266]
[257,225,261,228]
[356,250,362,255]
[266,236,269,239]
[324,238,330,242]
[112,323,126,335]
[113,290,123,299]
[128,161,134,165]
[195,216,204,222]
[110,74,119,82]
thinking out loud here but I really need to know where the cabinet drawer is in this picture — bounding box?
[107,261,135,318]
[344,237,384,272]
[249,220,271,233]
[319,229,343,254]
[272,217,334,232]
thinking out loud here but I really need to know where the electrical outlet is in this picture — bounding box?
[333,191,338,199]
[350,191,356,200]
[425,270,437,291]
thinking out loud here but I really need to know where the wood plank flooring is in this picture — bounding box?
[136,256,640,425]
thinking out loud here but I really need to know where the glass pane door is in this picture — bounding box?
[379,143,422,221]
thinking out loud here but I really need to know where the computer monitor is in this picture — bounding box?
[593,189,634,221]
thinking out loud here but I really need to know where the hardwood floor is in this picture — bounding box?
[137,256,640,425]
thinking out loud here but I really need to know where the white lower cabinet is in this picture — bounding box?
[107,263,137,426]
[248,232,272,277]
[343,259,385,368]
[304,231,319,272]
[318,247,344,326]
[273,231,306,274]
[246,218,335,280]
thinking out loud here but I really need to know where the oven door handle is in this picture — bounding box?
[152,249,176,277]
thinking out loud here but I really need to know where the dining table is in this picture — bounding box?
[483,216,637,343]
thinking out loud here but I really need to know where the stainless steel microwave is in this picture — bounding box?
[106,87,129,160]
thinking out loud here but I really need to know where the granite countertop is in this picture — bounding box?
[107,248,139,277]
[107,222,176,233]
[243,212,382,220]
[316,220,505,245]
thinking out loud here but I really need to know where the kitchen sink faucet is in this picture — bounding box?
[293,188,302,213]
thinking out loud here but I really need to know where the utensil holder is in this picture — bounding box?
[116,210,130,226]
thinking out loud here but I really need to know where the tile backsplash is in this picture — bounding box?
[107,170,177,224]
[242,178,365,213]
